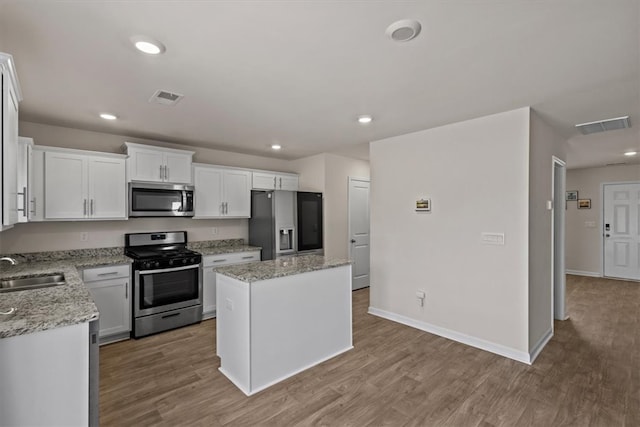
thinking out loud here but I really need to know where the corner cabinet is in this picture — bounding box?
[252,171,299,191]
[83,264,131,344]
[193,164,251,218]
[124,142,194,184]
[44,147,127,220]
[202,251,260,319]
[1,52,22,230]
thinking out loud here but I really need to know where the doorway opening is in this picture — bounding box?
[552,157,568,321]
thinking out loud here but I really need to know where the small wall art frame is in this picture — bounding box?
[578,199,591,209]
[416,198,431,212]
[566,190,578,201]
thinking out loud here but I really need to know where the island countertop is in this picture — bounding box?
[214,254,351,283]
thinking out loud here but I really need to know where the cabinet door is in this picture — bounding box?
[194,166,223,218]
[164,152,193,184]
[16,139,31,223]
[223,169,251,217]
[128,148,164,182]
[88,156,126,219]
[2,75,19,226]
[202,267,216,319]
[30,148,44,221]
[252,172,276,190]
[86,277,130,338]
[278,174,299,191]
[44,151,87,219]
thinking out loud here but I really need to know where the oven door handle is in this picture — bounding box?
[138,264,200,275]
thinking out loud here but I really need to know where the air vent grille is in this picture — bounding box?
[576,116,630,135]
[149,90,184,106]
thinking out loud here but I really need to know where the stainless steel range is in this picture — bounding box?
[125,231,203,338]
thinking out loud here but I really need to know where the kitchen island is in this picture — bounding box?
[215,254,352,396]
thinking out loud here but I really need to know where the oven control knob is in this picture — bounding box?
[154,261,160,268]
[182,258,187,265]
[190,258,195,264]
[169,259,174,266]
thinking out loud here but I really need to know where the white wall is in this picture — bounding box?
[290,153,370,259]
[528,111,566,351]
[565,164,640,275]
[0,121,294,254]
[369,107,531,357]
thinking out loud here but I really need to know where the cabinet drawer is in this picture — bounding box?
[203,251,260,268]
[83,264,130,282]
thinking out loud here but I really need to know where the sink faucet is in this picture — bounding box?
[0,257,17,265]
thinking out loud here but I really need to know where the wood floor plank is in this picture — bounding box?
[100,275,639,426]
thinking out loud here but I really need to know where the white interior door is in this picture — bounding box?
[348,177,370,290]
[603,182,640,280]
[552,158,567,320]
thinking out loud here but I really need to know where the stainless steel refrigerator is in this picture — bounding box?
[249,190,297,260]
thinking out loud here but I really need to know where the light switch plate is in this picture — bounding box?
[481,232,505,245]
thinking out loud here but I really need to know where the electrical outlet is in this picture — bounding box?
[80,232,89,242]
[211,227,218,235]
[416,290,426,307]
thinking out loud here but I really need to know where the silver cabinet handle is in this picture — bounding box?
[83,199,88,216]
[160,165,163,180]
[30,198,36,215]
[212,259,227,263]
[165,166,169,180]
[17,186,27,216]
[279,177,282,188]
[125,282,128,299]
[225,202,228,214]
[90,199,95,215]
[273,176,277,188]
[241,256,255,259]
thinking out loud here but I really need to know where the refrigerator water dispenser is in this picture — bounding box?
[279,228,294,252]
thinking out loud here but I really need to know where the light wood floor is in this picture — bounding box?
[100,275,639,426]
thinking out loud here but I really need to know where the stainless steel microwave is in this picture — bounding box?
[128,183,194,217]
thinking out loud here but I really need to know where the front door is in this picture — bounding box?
[603,182,640,280]
[348,178,370,290]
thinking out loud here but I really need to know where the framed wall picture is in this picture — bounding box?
[416,198,431,212]
[578,199,591,209]
[566,190,578,201]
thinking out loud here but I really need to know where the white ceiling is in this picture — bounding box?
[0,1,638,168]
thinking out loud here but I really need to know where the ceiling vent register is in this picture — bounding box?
[575,116,631,135]
[149,90,184,106]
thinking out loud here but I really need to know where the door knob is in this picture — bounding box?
[350,239,356,243]
[605,234,610,237]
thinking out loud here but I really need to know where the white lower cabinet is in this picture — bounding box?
[202,251,260,319]
[83,264,131,343]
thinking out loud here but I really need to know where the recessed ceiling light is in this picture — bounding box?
[358,115,373,124]
[271,144,282,150]
[131,36,166,55]
[99,113,117,120]
[624,151,637,156]
[386,19,422,42]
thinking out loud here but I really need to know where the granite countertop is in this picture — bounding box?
[0,249,131,339]
[215,254,351,283]
[0,241,259,339]
[187,239,261,256]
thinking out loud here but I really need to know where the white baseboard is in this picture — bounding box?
[529,328,553,364]
[566,269,600,277]
[368,307,536,365]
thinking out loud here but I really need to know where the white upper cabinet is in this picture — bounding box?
[124,142,194,184]
[16,137,33,223]
[1,52,22,230]
[193,164,251,218]
[252,171,299,191]
[44,148,126,220]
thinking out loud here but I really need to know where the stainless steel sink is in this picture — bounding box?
[0,274,66,292]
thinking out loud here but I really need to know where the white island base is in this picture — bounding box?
[216,263,352,396]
